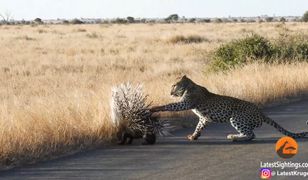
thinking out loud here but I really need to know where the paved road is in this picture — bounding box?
[2,100,308,180]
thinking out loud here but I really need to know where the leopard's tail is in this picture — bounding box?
[263,116,308,138]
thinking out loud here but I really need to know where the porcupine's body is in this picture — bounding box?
[111,83,170,145]
[116,116,157,145]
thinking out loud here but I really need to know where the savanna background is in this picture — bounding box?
[0,20,308,169]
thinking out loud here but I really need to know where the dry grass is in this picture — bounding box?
[167,35,208,44]
[0,22,307,168]
[0,93,114,168]
[204,63,308,105]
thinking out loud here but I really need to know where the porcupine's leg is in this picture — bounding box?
[127,134,134,144]
[142,133,156,145]
[117,132,133,145]
[148,133,156,144]
[117,131,127,145]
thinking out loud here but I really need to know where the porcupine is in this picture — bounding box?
[110,83,171,145]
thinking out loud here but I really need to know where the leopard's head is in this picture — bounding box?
[170,75,194,97]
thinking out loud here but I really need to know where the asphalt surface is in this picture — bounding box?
[1,100,308,180]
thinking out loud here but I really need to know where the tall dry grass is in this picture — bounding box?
[204,63,308,105]
[0,22,307,168]
[0,92,114,169]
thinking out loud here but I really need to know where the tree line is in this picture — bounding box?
[1,12,308,25]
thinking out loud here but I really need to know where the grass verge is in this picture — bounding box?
[204,62,308,106]
[0,92,115,170]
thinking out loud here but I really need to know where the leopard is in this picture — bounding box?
[150,75,308,141]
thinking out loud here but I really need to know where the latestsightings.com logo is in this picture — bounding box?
[275,136,298,159]
[260,168,272,179]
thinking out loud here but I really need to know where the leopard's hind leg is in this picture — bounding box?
[227,115,256,141]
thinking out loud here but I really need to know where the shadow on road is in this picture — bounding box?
[156,137,307,146]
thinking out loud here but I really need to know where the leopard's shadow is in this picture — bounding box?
[156,137,307,145]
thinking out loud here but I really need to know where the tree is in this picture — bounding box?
[62,20,69,24]
[140,18,146,23]
[240,19,246,23]
[70,19,84,24]
[214,18,223,23]
[265,17,274,22]
[165,14,179,22]
[280,17,286,22]
[199,18,211,23]
[302,11,308,22]
[188,18,196,23]
[34,18,43,24]
[127,16,135,23]
[0,11,12,24]
[114,18,127,24]
[232,18,238,22]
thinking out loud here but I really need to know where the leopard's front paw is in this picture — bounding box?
[187,134,198,141]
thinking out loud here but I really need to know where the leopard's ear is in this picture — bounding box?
[182,75,192,81]
[176,75,186,80]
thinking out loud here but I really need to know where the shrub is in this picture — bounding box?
[232,18,238,22]
[210,34,274,71]
[273,34,308,60]
[86,32,100,39]
[168,35,208,44]
[209,34,308,71]
[302,11,308,22]
[37,29,47,33]
[75,28,87,32]
[15,35,36,41]
[70,19,84,24]
[240,19,246,23]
